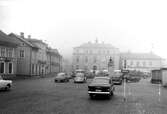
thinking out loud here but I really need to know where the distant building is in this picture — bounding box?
[0,30,18,79]
[72,39,120,71]
[120,52,164,72]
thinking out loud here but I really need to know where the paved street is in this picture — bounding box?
[1,77,167,114]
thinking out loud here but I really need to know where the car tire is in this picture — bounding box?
[110,91,114,96]
[89,94,94,99]
[5,84,11,91]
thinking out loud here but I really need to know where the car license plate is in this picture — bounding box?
[96,89,101,92]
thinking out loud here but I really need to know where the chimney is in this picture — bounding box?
[20,32,24,38]
[28,35,31,39]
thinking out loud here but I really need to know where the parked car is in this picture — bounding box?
[74,73,87,83]
[0,75,12,91]
[88,77,115,99]
[54,73,69,82]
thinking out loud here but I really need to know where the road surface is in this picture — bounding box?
[0,77,167,114]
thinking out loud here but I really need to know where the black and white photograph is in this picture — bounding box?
[1,0,167,113]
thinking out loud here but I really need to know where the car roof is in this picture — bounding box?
[57,73,65,75]
[94,76,110,80]
[76,73,84,75]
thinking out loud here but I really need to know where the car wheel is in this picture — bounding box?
[89,94,94,99]
[5,84,11,91]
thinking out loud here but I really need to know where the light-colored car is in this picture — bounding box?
[0,75,12,90]
[74,73,87,83]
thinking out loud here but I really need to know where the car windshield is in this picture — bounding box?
[57,73,65,78]
[76,73,84,77]
[92,78,109,84]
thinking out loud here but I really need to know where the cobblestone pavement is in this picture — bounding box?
[0,77,167,114]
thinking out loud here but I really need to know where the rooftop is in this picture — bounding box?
[0,30,18,47]
[120,52,162,60]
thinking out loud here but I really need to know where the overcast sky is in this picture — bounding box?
[1,0,167,59]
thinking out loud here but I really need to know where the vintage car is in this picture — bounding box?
[74,73,87,83]
[88,77,115,99]
[0,75,12,90]
[54,73,69,82]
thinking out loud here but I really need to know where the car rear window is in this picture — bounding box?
[92,78,109,84]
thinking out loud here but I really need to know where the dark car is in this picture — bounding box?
[88,77,115,99]
[74,73,87,83]
[54,73,69,82]
[112,76,122,85]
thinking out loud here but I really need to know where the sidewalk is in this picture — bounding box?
[8,73,57,81]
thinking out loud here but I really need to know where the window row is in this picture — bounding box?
[128,61,152,67]
[0,62,13,74]
[0,47,14,58]
[76,49,112,54]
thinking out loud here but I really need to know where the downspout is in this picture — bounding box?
[29,48,32,76]
[50,53,51,74]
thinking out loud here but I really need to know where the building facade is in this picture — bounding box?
[72,40,120,71]
[120,52,164,73]
[9,32,62,76]
[0,31,18,79]
[73,40,164,73]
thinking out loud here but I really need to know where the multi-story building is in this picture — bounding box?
[46,48,62,74]
[0,30,18,79]
[9,32,62,76]
[73,40,164,73]
[120,52,164,73]
[72,40,120,71]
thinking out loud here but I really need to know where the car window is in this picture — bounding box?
[0,76,2,80]
[92,78,109,84]
[57,74,65,78]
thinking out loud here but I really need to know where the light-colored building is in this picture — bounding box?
[9,32,62,76]
[46,48,62,74]
[0,30,18,79]
[120,52,164,73]
[72,40,120,71]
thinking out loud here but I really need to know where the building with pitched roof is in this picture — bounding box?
[72,39,120,71]
[120,52,164,72]
[73,40,164,73]
[0,30,18,79]
[9,32,62,76]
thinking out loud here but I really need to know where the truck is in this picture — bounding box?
[161,68,167,87]
[151,69,162,84]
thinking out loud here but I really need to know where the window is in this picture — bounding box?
[0,62,5,73]
[136,61,140,67]
[85,56,88,63]
[143,61,146,67]
[20,50,25,58]
[7,48,13,57]
[9,63,13,74]
[76,65,79,69]
[1,48,5,57]
[76,56,79,63]
[32,64,34,74]
[107,50,110,54]
[149,61,152,66]
[130,61,133,66]
[89,50,92,54]
[93,56,97,63]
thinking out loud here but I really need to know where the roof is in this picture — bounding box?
[0,30,18,47]
[75,42,118,49]
[120,52,162,60]
[94,76,110,79]
[8,33,39,49]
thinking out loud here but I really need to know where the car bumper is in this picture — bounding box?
[88,91,110,94]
